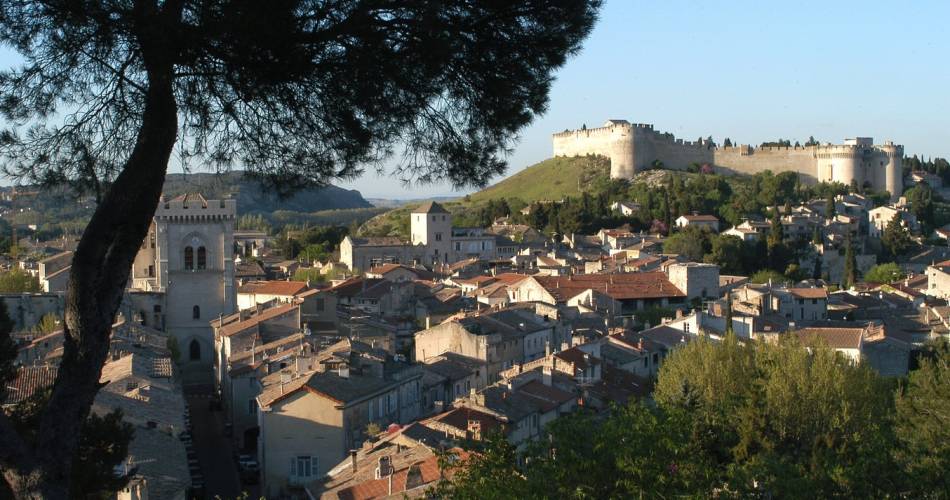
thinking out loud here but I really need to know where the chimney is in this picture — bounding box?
[542,365,552,386]
[350,450,358,473]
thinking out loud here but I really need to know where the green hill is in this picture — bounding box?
[467,154,609,203]
[358,155,610,238]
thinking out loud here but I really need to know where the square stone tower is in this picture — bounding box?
[132,193,237,366]
[410,201,452,265]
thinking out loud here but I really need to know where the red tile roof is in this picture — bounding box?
[411,201,450,214]
[531,272,685,301]
[680,214,719,222]
[237,280,309,296]
[795,327,863,350]
[5,366,58,405]
[788,287,828,299]
[217,303,298,337]
[337,449,470,500]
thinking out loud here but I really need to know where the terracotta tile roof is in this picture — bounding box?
[333,448,469,500]
[531,272,685,301]
[517,379,575,406]
[411,201,450,214]
[217,303,298,337]
[237,280,309,296]
[680,214,719,222]
[4,366,58,405]
[434,407,507,436]
[454,275,496,287]
[795,327,864,350]
[536,255,563,267]
[491,273,530,285]
[235,261,266,277]
[788,287,828,299]
[554,347,601,371]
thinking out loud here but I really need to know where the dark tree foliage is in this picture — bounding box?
[5,390,134,500]
[881,213,913,260]
[0,1,601,496]
[843,233,857,289]
[0,301,16,401]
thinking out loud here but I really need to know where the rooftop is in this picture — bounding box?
[532,272,685,301]
[411,201,450,214]
[237,280,309,296]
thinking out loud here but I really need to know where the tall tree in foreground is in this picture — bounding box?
[0,1,601,496]
[894,340,950,496]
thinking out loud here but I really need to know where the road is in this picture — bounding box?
[183,364,261,499]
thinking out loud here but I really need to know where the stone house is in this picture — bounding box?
[236,280,309,310]
[674,214,720,232]
[256,359,423,498]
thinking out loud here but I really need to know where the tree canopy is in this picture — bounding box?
[0,1,602,496]
[435,335,950,497]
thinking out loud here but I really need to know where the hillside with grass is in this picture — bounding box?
[358,155,610,238]
[467,154,610,203]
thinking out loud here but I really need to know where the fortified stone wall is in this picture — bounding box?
[713,146,818,182]
[552,120,903,199]
[552,123,634,178]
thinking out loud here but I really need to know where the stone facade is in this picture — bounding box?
[666,263,720,301]
[129,193,237,365]
[553,120,903,199]
[341,201,503,271]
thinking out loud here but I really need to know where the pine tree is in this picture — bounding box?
[843,234,857,289]
[767,210,786,270]
[881,213,912,259]
[825,194,837,219]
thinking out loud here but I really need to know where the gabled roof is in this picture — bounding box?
[4,366,58,405]
[679,214,719,222]
[529,272,685,302]
[237,280,309,296]
[217,302,298,337]
[788,287,828,299]
[795,327,864,350]
[411,201,450,214]
[235,261,266,278]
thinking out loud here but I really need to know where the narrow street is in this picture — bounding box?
[183,365,260,499]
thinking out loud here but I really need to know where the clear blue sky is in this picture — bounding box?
[343,0,949,199]
[2,0,949,199]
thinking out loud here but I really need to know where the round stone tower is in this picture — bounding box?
[878,142,903,200]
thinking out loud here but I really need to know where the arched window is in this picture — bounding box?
[184,246,194,270]
[193,305,201,319]
[197,246,207,270]
[189,339,201,361]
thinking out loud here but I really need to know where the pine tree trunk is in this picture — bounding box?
[1,58,177,499]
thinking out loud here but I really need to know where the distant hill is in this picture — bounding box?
[163,171,373,213]
[358,155,610,237]
[467,155,610,203]
[0,171,375,238]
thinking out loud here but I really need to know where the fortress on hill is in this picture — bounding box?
[552,120,904,199]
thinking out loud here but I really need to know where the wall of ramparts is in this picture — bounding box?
[552,122,903,198]
[713,146,818,182]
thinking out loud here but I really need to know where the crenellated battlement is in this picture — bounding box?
[552,119,904,200]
